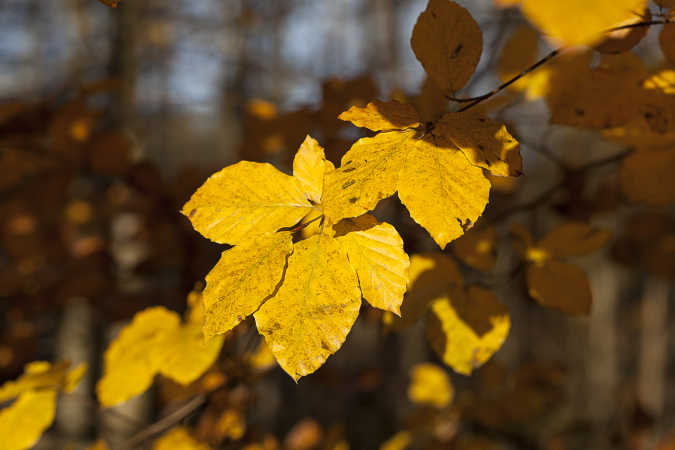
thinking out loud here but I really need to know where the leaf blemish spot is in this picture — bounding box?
[452,43,463,58]
[342,167,356,173]
[349,197,359,203]
[189,208,197,218]
[342,180,356,189]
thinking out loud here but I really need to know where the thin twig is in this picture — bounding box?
[610,18,673,31]
[123,394,206,449]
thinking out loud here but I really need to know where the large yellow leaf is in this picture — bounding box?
[254,235,361,380]
[97,306,224,407]
[537,222,611,258]
[323,130,414,222]
[398,137,491,248]
[527,260,592,315]
[154,427,212,450]
[334,214,410,314]
[408,363,454,408]
[0,390,56,450]
[181,161,312,245]
[411,0,483,93]
[435,113,522,176]
[293,135,334,203]
[427,285,510,375]
[621,148,675,206]
[203,232,293,338]
[520,0,649,47]
[338,100,420,132]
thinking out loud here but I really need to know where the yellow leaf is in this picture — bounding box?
[435,113,522,176]
[398,137,490,248]
[620,148,675,206]
[254,235,361,380]
[643,69,675,95]
[408,363,454,408]
[338,100,420,132]
[97,306,223,407]
[154,427,212,450]
[181,161,312,245]
[215,409,246,440]
[0,360,86,403]
[527,260,592,315]
[411,0,483,93]
[380,431,412,450]
[452,226,497,272]
[660,24,675,64]
[0,390,56,450]
[387,253,463,330]
[323,130,414,222]
[203,232,293,338]
[293,135,335,203]
[427,286,510,375]
[245,339,277,372]
[334,214,410,314]
[519,0,649,47]
[537,223,611,258]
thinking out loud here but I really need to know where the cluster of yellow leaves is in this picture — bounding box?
[184,136,410,380]
[97,293,224,406]
[386,254,510,375]
[511,222,611,315]
[0,360,86,450]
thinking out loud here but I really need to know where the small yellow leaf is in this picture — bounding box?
[427,286,510,375]
[527,260,592,315]
[380,431,412,450]
[0,360,85,402]
[435,113,522,177]
[203,232,293,338]
[334,214,410,314]
[408,363,454,408]
[293,135,335,203]
[0,390,56,450]
[620,148,675,206]
[97,307,223,407]
[254,235,361,380]
[215,409,246,440]
[411,0,483,93]
[660,25,675,64]
[323,130,413,222]
[245,339,277,372]
[387,253,463,330]
[537,222,611,258]
[154,427,212,450]
[182,161,312,245]
[338,100,420,132]
[452,226,497,272]
[398,137,490,248]
[519,0,649,47]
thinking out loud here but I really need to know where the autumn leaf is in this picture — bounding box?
[154,427,212,450]
[323,100,520,248]
[511,222,610,315]
[661,25,675,64]
[254,234,362,381]
[97,300,224,407]
[408,363,454,408]
[0,361,86,450]
[452,226,497,272]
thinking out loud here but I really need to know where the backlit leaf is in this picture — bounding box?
[338,100,420,132]
[427,285,510,375]
[293,135,335,203]
[408,363,454,408]
[203,232,293,338]
[154,427,212,450]
[182,161,312,245]
[254,235,361,380]
[527,260,592,315]
[0,390,56,450]
[538,222,611,258]
[411,0,483,93]
[452,226,497,272]
[620,148,675,206]
[497,25,541,95]
[334,214,410,314]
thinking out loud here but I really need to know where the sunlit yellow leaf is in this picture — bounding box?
[537,222,611,258]
[427,286,510,375]
[408,363,454,408]
[385,253,463,330]
[245,340,277,372]
[154,427,211,450]
[452,226,497,272]
[435,113,522,176]
[203,232,293,338]
[643,70,675,95]
[97,306,224,407]
[254,235,361,380]
[293,135,335,203]
[0,390,56,450]
[334,214,410,314]
[519,0,649,47]
[0,360,85,402]
[398,138,490,248]
[380,431,412,450]
[323,130,414,222]
[527,260,592,315]
[620,148,675,206]
[411,0,483,93]
[181,161,312,245]
[215,409,246,440]
[338,100,420,132]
